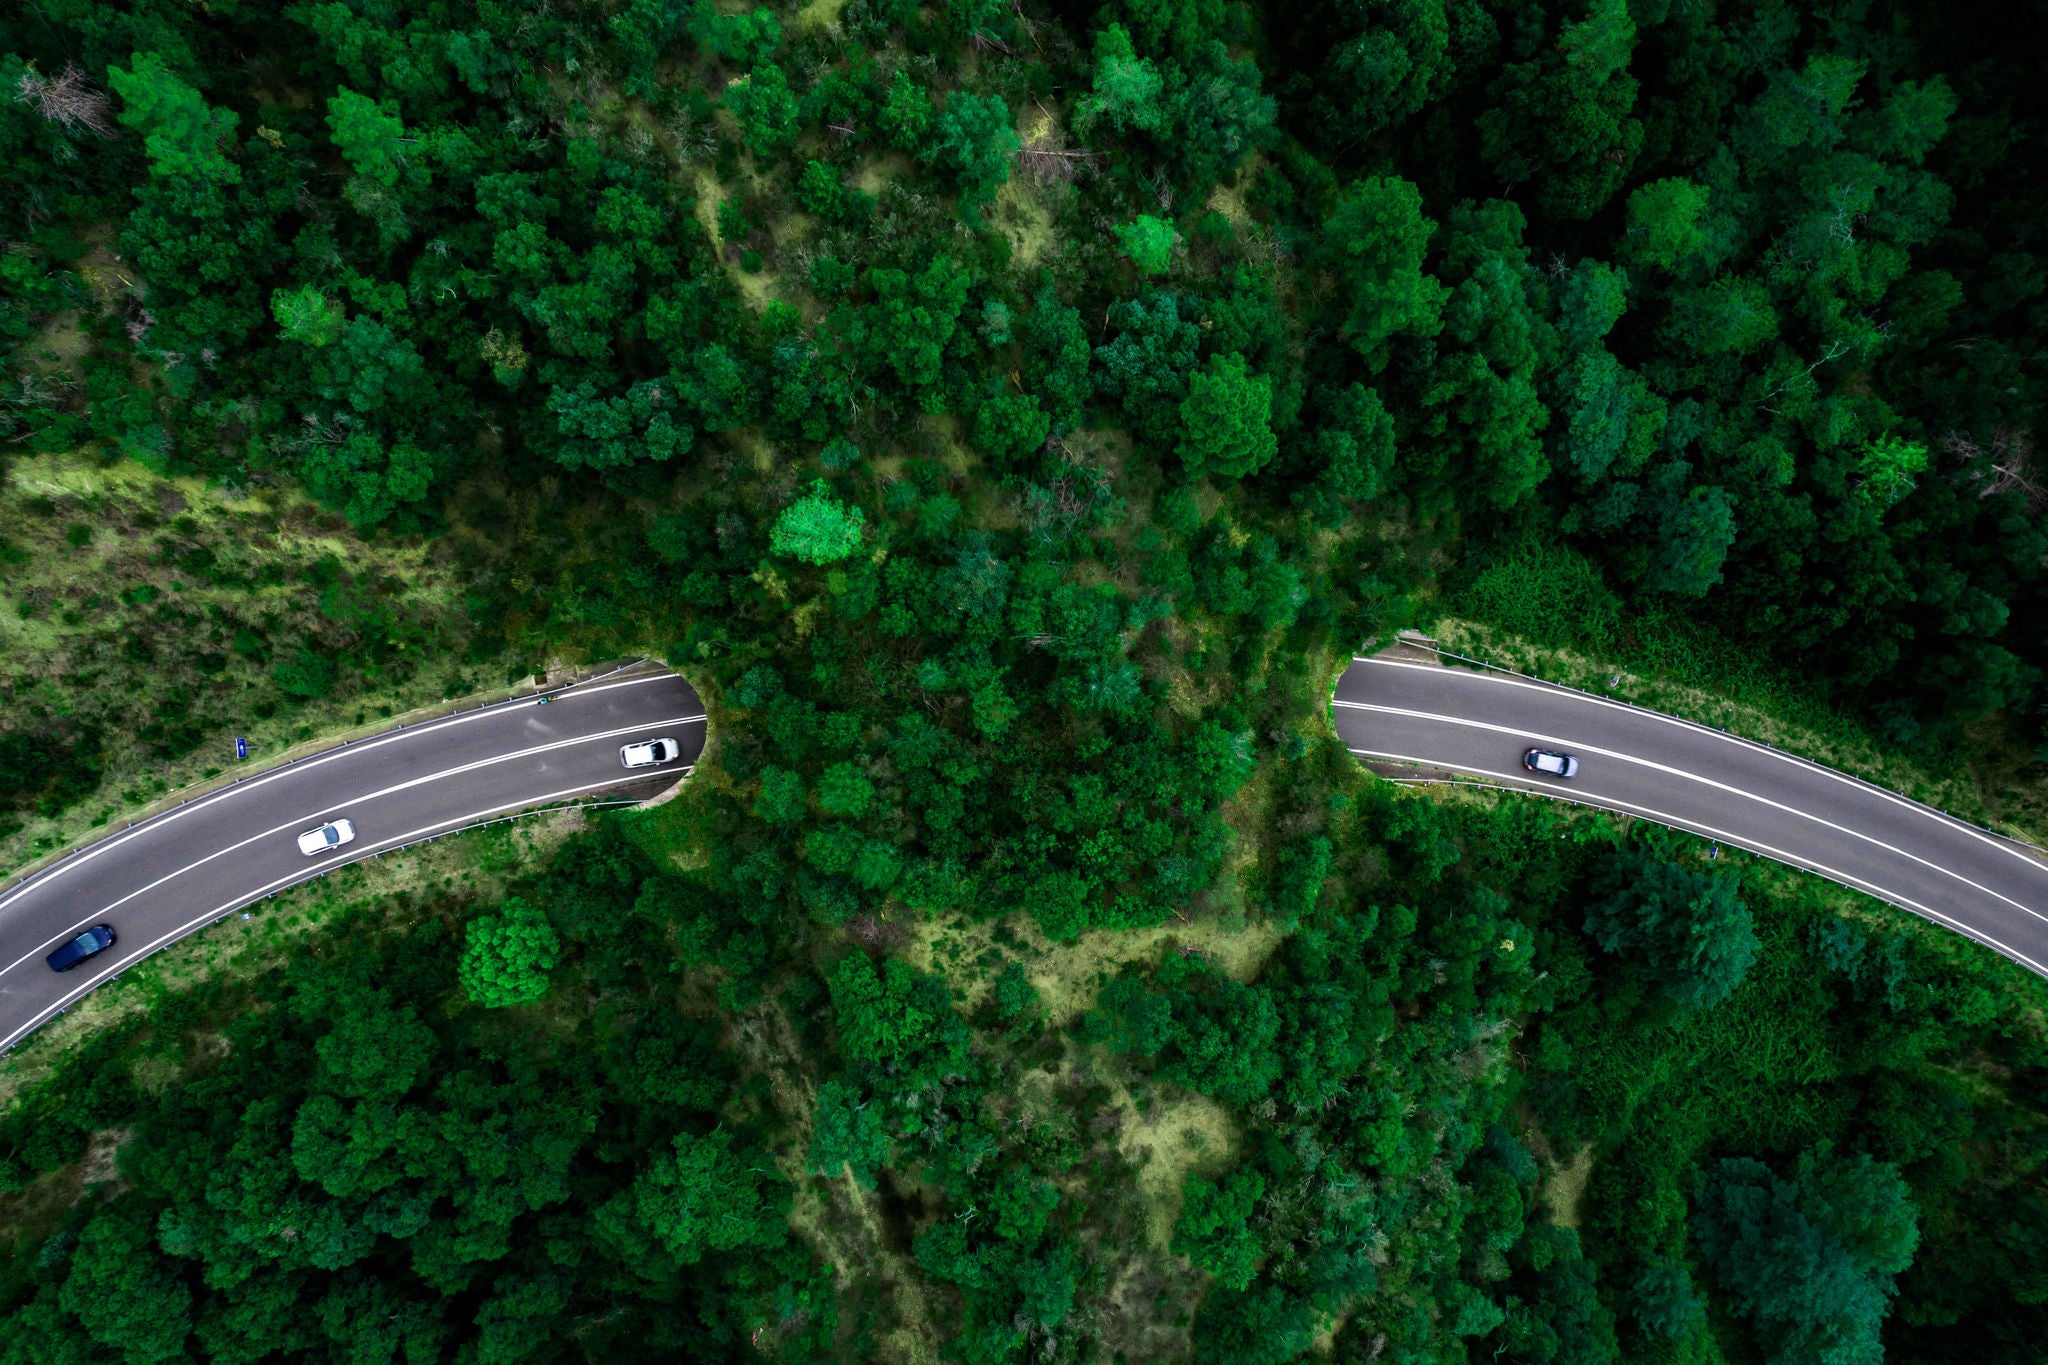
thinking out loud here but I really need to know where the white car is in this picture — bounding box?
[620,737,682,769]
[297,818,356,857]
[1522,748,1581,779]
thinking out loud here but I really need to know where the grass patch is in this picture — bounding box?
[0,449,542,872]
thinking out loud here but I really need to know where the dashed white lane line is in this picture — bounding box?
[0,769,679,1052]
[1345,655,2048,878]
[0,716,706,978]
[1349,747,2048,978]
[1335,700,2048,933]
[0,674,698,917]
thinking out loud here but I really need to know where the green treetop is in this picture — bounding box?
[1115,215,1177,275]
[1179,352,1277,480]
[772,480,866,564]
[108,51,240,187]
[458,898,562,1008]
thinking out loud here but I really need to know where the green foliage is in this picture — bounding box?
[1695,1149,1920,1365]
[107,51,240,187]
[608,1127,790,1266]
[457,897,562,1007]
[772,480,866,564]
[326,87,410,187]
[1178,352,1277,480]
[270,647,338,700]
[826,952,971,1083]
[1322,177,1446,368]
[808,1080,889,1186]
[1631,1256,1705,1340]
[726,64,799,155]
[1584,850,1758,1011]
[1114,215,1176,275]
[921,92,1020,223]
[270,284,344,347]
[1856,433,1930,507]
[1172,1168,1265,1289]
[817,760,876,817]
[1625,178,1710,270]
[688,0,781,63]
[879,71,934,150]
[1075,24,1165,136]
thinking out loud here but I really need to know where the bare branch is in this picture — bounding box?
[15,64,117,138]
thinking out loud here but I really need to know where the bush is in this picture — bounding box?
[458,899,563,1008]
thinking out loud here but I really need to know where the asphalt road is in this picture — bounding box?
[1335,652,2048,977]
[0,664,705,1051]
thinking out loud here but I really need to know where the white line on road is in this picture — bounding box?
[1349,747,2048,977]
[0,772,662,1053]
[0,717,705,978]
[1346,656,2048,878]
[0,681,701,918]
[1334,700,2048,933]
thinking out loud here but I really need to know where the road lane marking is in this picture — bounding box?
[0,685,703,917]
[0,772,663,1053]
[0,717,705,978]
[1345,655,2048,878]
[1349,747,2048,977]
[1334,700,2048,932]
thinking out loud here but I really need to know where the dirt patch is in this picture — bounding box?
[1540,1142,1596,1229]
[991,175,1058,269]
[906,909,1283,1028]
[1115,1087,1240,1251]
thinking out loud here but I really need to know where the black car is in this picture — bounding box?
[1522,748,1581,779]
[45,925,115,973]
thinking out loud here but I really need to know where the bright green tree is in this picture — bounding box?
[879,71,934,150]
[458,898,563,1008]
[107,51,240,186]
[1074,23,1165,136]
[1115,215,1176,275]
[1178,352,1277,479]
[817,761,876,818]
[270,285,345,347]
[1856,433,1930,506]
[615,1128,788,1265]
[772,480,866,563]
[325,87,409,186]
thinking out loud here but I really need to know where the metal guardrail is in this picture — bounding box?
[1376,771,2047,982]
[10,794,651,1047]
[1379,632,2048,862]
[0,657,656,901]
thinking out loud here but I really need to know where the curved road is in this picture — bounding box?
[0,664,705,1052]
[1336,651,2048,977]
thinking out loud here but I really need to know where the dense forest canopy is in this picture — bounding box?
[2,0,2047,1361]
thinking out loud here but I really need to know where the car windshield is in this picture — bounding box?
[72,933,96,950]
[323,827,339,844]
